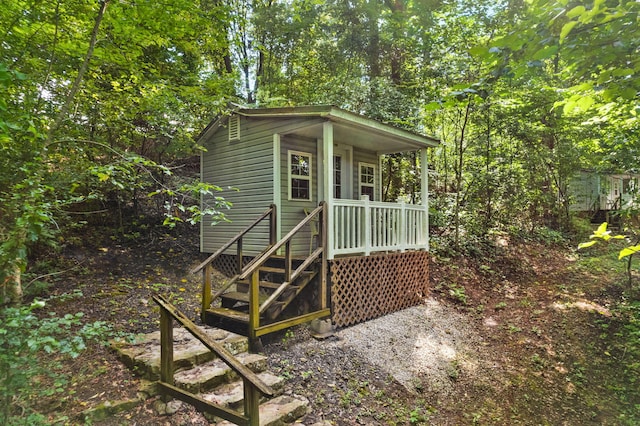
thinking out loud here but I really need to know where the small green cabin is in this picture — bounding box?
[193,105,439,345]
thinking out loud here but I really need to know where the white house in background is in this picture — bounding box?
[569,171,639,214]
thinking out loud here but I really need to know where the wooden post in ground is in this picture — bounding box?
[243,380,260,426]
[248,270,260,352]
[201,264,212,322]
[160,308,174,403]
[320,202,328,310]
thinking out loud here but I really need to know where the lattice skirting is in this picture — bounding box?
[330,251,430,327]
[210,254,254,278]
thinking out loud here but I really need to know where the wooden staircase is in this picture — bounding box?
[205,256,320,336]
[192,203,331,350]
[111,296,309,425]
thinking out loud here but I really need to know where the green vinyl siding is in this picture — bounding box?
[200,115,324,255]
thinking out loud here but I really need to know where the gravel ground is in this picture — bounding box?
[264,297,499,424]
[334,298,490,397]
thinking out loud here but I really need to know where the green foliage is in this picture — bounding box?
[0,300,110,424]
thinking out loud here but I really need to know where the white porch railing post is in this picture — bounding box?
[362,195,371,255]
[399,201,406,252]
[420,148,430,251]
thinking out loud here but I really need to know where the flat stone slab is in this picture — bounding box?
[111,326,248,379]
[202,372,284,410]
[174,352,268,394]
[216,395,309,426]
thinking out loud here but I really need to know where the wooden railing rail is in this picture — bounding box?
[237,202,328,348]
[191,204,277,275]
[258,246,324,315]
[153,294,273,426]
[238,203,325,281]
[192,204,276,320]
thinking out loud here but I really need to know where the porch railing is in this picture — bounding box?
[330,197,428,258]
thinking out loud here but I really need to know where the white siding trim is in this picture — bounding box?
[323,122,334,259]
[420,148,429,252]
[273,133,282,242]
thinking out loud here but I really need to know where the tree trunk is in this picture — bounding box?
[3,262,23,306]
[46,0,110,145]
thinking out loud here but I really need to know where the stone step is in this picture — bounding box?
[174,352,268,394]
[215,395,309,426]
[201,371,285,411]
[111,326,248,380]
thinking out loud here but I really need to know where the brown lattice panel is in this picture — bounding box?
[330,251,430,327]
[211,254,253,278]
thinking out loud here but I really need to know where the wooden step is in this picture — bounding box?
[220,291,269,305]
[257,266,286,274]
[206,307,250,323]
[201,371,284,411]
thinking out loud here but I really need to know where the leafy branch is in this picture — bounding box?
[578,222,639,290]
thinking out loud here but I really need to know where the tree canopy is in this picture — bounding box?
[1,0,638,303]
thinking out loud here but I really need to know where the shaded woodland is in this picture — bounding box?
[1,0,639,424]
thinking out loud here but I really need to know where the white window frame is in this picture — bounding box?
[359,162,376,201]
[288,150,312,201]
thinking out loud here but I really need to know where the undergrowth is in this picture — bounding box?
[0,295,111,425]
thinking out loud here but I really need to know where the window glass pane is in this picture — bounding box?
[291,154,310,176]
[334,155,342,198]
[361,185,374,199]
[291,178,309,199]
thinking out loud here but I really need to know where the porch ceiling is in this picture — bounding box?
[285,122,430,154]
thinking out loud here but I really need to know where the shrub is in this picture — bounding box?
[0,299,109,424]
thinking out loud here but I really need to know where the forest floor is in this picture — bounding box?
[25,223,640,425]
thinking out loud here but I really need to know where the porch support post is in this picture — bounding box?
[322,122,334,259]
[272,133,282,245]
[420,148,429,251]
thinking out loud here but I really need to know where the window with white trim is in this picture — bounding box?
[289,150,312,200]
[359,162,376,201]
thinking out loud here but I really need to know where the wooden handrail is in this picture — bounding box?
[191,204,276,274]
[239,203,325,281]
[259,246,324,314]
[153,294,274,396]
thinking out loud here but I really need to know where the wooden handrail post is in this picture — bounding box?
[201,264,212,322]
[269,203,277,245]
[284,240,292,282]
[160,307,174,402]
[320,202,328,310]
[249,270,260,352]
[244,380,260,426]
[237,236,244,275]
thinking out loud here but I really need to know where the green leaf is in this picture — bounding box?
[559,21,578,43]
[577,241,597,249]
[566,5,586,19]
[532,45,558,60]
[619,245,640,260]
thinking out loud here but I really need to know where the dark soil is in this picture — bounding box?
[23,225,640,425]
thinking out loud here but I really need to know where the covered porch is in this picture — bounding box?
[261,106,434,259]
